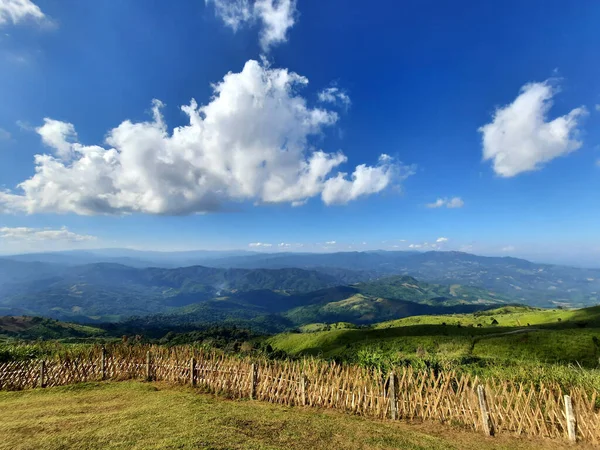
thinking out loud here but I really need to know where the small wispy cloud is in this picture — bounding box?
[426,197,464,209]
[501,245,516,252]
[318,87,351,108]
[16,120,32,131]
[325,240,336,245]
[0,127,10,141]
[206,0,297,52]
[0,226,95,242]
[408,239,449,250]
[248,242,272,248]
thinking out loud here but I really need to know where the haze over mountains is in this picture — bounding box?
[0,249,599,331]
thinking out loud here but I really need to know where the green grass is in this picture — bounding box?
[0,381,575,450]
[373,305,600,329]
[268,324,600,366]
[267,305,600,390]
[0,316,107,341]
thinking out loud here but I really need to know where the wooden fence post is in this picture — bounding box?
[101,347,107,380]
[190,357,196,387]
[389,371,397,420]
[477,385,494,436]
[564,395,576,443]
[250,363,257,399]
[146,351,151,382]
[38,360,46,388]
[300,373,307,406]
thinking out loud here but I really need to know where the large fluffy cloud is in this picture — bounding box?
[1,60,406,216]
[0,226,95,242]
[479,81,587,177]
[0,0,45,26]
[207,0,296,52]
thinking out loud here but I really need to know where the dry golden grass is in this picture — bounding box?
[0,381,586,450]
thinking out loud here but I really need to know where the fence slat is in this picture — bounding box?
[477,385,494,436]
[564,395,576,443]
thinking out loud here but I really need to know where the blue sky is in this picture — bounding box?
[0,0,599,266]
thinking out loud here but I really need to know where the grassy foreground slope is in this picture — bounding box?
[0,382,576,450]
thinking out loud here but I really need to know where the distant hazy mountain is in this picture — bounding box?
[1,250,599,324]
[0,259,66,285]
[0,263,371,321]
[2,249,259,268]
[97,277,509,333]
[198,251,600,307]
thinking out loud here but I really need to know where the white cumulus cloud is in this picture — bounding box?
[207,0,296,52]
[0,0,45,26]
[0,226,95,242]
[0,60,406,216]
[36,118,77,160]
[479,80,587,177]
[322,154,412,205]
[426,197,464,209]
[436,237,448,243]
[249,242,272,247]
[325,240,336,245]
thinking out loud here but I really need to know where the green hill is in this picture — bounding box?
[0,316,106,341]
[354,275,511,306]
[374,304,600,329]
[267,305,600,375]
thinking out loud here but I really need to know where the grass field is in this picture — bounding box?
[269,326,600,364]
[373,305,600,329]
[0,381,584,450]
[266,306,600,390]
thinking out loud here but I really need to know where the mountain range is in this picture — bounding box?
[0,249,599,331]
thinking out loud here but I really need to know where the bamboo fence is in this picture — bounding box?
[0,344,598,444]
